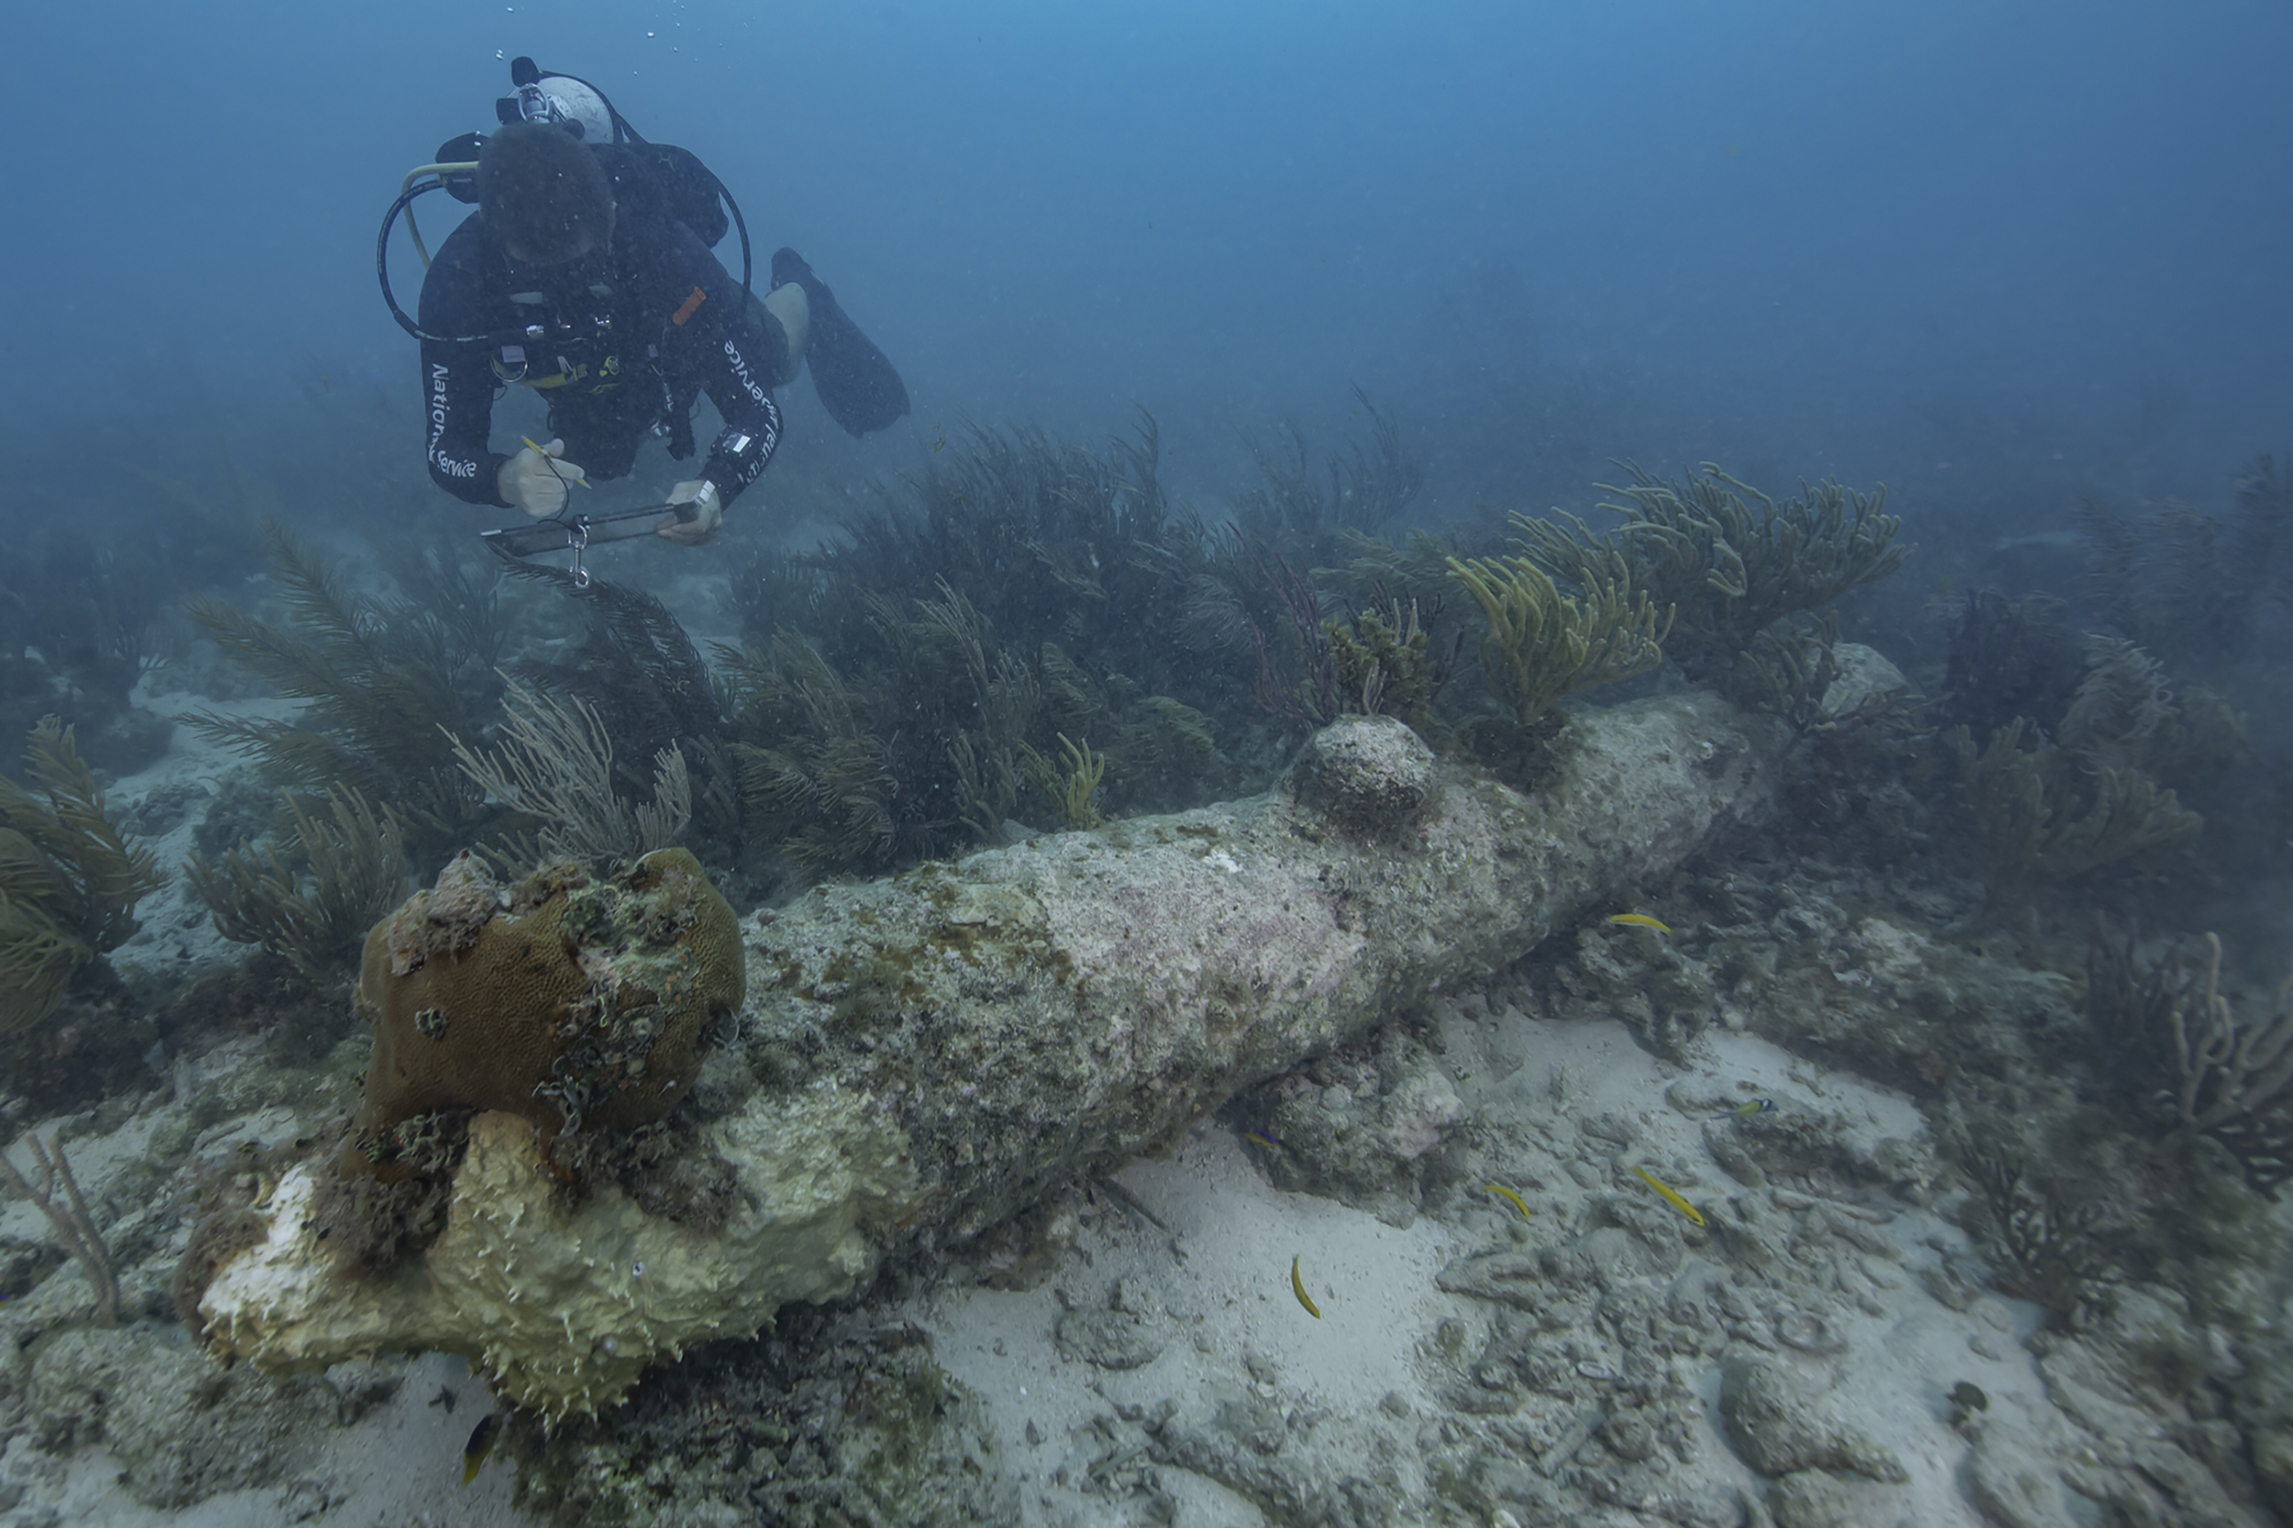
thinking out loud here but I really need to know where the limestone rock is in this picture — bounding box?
[1965,1423,2080,1528]
[1819,642,1912,719]
[1053,1309,1164,1371]
[1767,1468,1907,1528]
[1158,1395,1416,1525]
[1286,713,1436,836]
[1254,1023,1465,1226]
[28,1326,333,1508]
[380,848,503,975]
[1719,1357,1907,1482]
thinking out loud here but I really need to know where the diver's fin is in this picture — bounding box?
[771,247,910,437]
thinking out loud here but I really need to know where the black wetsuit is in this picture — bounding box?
[417,147,781,511]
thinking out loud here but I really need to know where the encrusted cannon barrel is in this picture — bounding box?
[194,691,1788,1416]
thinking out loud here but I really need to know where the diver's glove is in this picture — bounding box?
[658,479,722,546]
[497,438,587,517]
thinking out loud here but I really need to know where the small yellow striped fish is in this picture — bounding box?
[461,1413,500,1486]
[1632,1165,1706,1227]
[1607,912,1673,934]
[1482,1183,1533,1221]
[1290,1255,1321,1318]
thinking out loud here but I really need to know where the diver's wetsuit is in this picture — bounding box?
[417,147,780,510]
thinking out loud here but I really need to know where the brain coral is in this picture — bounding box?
[350,848,743,1168]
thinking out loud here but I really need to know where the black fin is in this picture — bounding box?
[772,248,910,437]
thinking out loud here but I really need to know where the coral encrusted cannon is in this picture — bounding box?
[348,847,744,1170]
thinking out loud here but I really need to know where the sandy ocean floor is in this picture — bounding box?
[1,999,2042,1527]
[906,1021,2040,1528]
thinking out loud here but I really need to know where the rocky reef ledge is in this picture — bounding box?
[198,691,1789,1416]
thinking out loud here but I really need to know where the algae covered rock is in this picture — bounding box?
[28,1325,334,1508]
[1767,1466,1907,1528]
[1556,919,1720,1059]
[1250,1022,1466,1226]
[1819,641,1913,719]
[1966,1422,2082,1528]
[1719,1355,1907,1482]
[1156,1390,1417,1525]
[1286,712,1436,836]
[351,847,743,1165]
[1054,1306,1165,1371]
[514,1310,1021,1527]
[1043,1273,1171,1372]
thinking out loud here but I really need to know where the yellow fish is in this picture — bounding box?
[1632,1165,1706,1227]
[1482,1183,1533,1221]
[1290,1255,1321,1319]
[1607,913,1672,934]
[461,1413,500,1486]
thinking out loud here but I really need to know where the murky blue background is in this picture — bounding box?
[5,0,2288,531]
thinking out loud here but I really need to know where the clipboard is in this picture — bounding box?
[480,503,694,587]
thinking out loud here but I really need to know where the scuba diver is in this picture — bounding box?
[388,60,909,547]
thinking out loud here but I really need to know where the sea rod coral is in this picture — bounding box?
[0,716,166,1035]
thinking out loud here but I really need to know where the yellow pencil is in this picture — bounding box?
[521,436,588,486]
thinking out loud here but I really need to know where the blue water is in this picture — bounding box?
[5,0,2287,525]
[6,10,2293,1522]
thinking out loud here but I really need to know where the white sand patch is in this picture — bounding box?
[0,1353,529,1528]
[105,689,304,988]
[906,1012,2054,1527]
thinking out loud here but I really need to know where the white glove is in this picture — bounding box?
[659,479,723,546]
[497,438,588,518]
